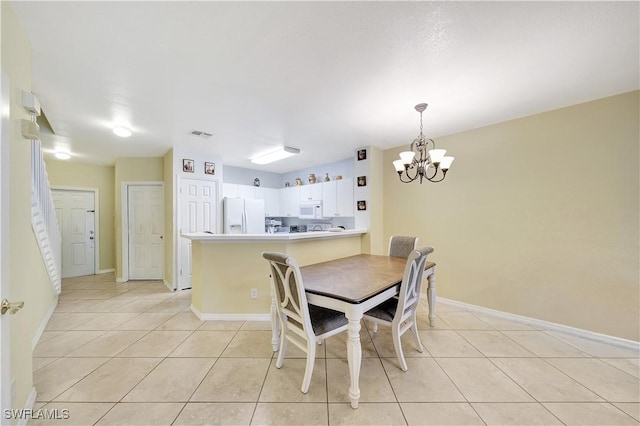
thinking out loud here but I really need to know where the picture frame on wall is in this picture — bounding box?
[357,200,367,211]
[205,162,215,175]
[357,176,367,187]
[183,159,194,173]
[357,149,367,161]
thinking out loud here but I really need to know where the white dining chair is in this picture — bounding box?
[388,235,420,258]
[364,246,434,371]
[262,251,348,393]
[369,235,421,333]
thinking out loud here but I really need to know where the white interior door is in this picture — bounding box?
[51,190,95,278]
[1,68,12,424]
[128,185,164,280]
[179,178,218,290]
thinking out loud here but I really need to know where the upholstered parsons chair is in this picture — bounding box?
[262,251,348,393]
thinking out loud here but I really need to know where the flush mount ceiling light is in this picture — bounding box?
[393,103,454,184]
[54,151,71,160]
[113,126,132,138]
[251,146,300,165]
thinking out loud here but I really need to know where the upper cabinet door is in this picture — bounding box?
[223,183,239,198]
[280,186,299,217]
[256,187,280,217]
[322,181,337,217]
[323,178,353,217]
[238,185,256,199]
[298,182,322,202]
[336,178,354,216]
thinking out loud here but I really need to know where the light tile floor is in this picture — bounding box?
[31,274,639,425]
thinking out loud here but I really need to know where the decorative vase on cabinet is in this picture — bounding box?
[309,173,317,184]
[324,173,330,182]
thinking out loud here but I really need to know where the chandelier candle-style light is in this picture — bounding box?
[393,103,454,183]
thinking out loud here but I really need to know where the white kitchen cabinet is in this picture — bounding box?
[224,183,257,199]
[298,182,323,202]
[280,186,300,217]
[223,183,239,198]
[256,187,280,216]
[322,178,354,217]
[238,185,256,199]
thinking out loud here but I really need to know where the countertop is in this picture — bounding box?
[182,229,367,242]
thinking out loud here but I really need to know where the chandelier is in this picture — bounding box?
[393,103,454,183]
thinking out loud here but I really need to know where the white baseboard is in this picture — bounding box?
[434,296,640,352]
[32,297,58,349]
[97,268,115,275]
[16,387,37,426]
[163,280,175,291]
[190,304,270,322]
[116,277,127,283]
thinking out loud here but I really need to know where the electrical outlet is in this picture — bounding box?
[250,289,258,299]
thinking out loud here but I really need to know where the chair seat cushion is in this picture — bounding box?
[364,297,398,322]
[309,305,348,335]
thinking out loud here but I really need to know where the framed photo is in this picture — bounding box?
[204,162,215,175]
[357,200,367,211]
[357,149,367,161]
[183,159,194,173]
[357,176,367,187]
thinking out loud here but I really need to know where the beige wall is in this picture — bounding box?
[191,236,363,315]
[114,157,164,279]
[367,146,385,255]
[2,2,57,412]
[45,160,116,271]
[383,91,640,341]
[163,149,174,286]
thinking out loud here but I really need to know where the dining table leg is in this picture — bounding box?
[270,286,279,351]
[426,268,436,326]
[345,311,362,409]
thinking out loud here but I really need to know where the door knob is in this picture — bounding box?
[1,299,24,315]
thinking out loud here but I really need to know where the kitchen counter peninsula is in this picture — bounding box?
[182,230,367,320]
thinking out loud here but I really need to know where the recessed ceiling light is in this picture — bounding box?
[251,146,300,165]
[113,126,132,137]
[54,151,71,160]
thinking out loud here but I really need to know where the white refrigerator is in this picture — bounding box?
[223,197,265,234]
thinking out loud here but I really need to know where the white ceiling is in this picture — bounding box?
[11,1,639,173]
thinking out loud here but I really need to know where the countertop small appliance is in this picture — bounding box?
[308,223,332,232]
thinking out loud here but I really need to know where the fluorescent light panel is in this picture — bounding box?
[54,151,71,160]
[251,146,300,165]
[113,126,132,137]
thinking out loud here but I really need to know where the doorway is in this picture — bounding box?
[178,177,218,290]
[1,68,12,423]
[127,184,164,280]
[51,189,97,278]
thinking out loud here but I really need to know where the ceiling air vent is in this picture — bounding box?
[189,130,213,138]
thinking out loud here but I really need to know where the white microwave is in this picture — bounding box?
[299,201,323,219]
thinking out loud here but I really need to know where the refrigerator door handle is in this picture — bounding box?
[242,209,247,234]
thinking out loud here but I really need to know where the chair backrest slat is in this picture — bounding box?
[263,252,314,337]
[395,246,434,323]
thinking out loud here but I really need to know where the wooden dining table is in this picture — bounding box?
[269,253,436,409]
